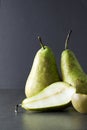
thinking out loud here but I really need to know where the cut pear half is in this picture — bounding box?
[22,82,75,111]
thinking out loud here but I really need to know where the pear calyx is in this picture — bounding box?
[38,36,45,49]
[65,30,72,50]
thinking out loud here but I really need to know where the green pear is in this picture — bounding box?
[22,82,75,111]
[25,37,60,97]
[61,30,87,94]
[71,93,87,113]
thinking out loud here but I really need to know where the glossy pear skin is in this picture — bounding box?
[25,46,60,97]
[61,49,87,94]
[72,93,87,113]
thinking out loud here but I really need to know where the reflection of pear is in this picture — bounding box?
[61,30,87,94]
[22,82,75,111]
[25,37,60,97]
[22,109,86,130]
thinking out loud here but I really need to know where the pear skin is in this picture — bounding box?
[25,37,60,97]
[61,30,87,94]
[72,93,87,114]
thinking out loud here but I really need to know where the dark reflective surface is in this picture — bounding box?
[0,89,87,130]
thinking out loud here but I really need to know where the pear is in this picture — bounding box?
[71,93,87,114]
[21,82,75,111]
[25,37,60,97]
[61,30,87,94]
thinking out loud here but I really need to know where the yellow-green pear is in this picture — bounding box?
[25,37,60,97]
[71,93,87,114]
[22,82,75,111]
[61,30,87,94]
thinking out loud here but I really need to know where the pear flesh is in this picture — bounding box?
[22,82,75,111]
[25,44,60,97]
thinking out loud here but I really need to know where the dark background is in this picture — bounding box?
[0,0,87,89]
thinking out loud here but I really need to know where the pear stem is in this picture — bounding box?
[65,30,72,50]
[15,104,21,113]
[38,36,45,49]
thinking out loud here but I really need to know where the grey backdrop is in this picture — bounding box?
[0,0,87,89]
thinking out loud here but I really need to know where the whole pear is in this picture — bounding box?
[25,37,60,97]
[61,30,87,94]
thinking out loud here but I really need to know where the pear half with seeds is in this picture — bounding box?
[25,37,60,97]
[22,82,75,111]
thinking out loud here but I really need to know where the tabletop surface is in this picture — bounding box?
[0,89,87,130]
